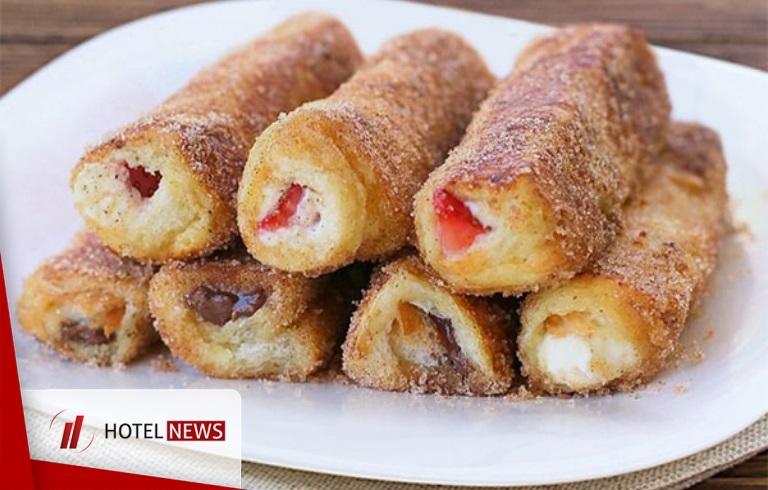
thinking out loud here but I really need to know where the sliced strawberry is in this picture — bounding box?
[258,184,306,232]
[433,188,486,255]
[124,164,161,198]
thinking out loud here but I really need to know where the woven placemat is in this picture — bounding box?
[241,414,767,490]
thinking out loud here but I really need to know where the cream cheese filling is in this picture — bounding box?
[537,321,639,389]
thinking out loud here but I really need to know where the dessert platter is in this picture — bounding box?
[2,0,766,485]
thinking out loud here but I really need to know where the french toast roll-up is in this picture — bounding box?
[148,247,363,380]
[414,24,671,296]
[519,123,728,395]
[17,232,157,366]
[237,29,494,276]
[71,13,363,262]
[342,254,515,396]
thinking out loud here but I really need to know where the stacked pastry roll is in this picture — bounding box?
[341,24,676,396]
[71,13,363,262]
[17,232,157,366]
[518,123,728,395]
[414,24,670,295]
[149,247,364,380]
[238,29,494,275]
[19,13,365,371]
[342,254,515,395]
[17,13,729,398]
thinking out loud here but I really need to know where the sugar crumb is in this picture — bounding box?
[151,353,178,372]
[730,220,754,242]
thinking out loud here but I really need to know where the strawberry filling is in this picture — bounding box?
[124,164,161,198]
[258,184,306,232]
[433,189,487,255]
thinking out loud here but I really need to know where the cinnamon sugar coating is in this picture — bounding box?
[146,13,363,208]
[342,253,515,396]
[238,29,494,276]
[415,24,671,295]
[46,232,154,280]
[519,123,728,395]
[16,232,157,365]
[71,13,363,262]
[149,247,365,380]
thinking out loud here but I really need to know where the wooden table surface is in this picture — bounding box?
[1,0,765,488]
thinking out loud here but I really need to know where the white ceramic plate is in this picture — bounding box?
[2,0,767,486]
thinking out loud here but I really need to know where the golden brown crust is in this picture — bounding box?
[342,253,515,396]
[415,24,671,295]
[238,29,494,275]
[46,232,155,280]
[148,249,361,380]
[591,123,727,360]
[16,232,157,366]
[519,122,728,395]
[72,13,363,262]
[142,13,362,208]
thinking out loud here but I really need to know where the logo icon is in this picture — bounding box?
[51,410,94,452]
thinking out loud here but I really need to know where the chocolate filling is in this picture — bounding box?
[427,313,470,374]
[61,320,114,345]
[185,286,267,326]
[123,163,161,198]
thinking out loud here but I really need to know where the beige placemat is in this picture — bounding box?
[241,414,767,490]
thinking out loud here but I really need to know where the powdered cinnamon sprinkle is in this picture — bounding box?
[151,353,179,373]
[730,220,755,242]
[72,13,363,261]
[46,231,153,281]
[415,23,671,295]
[137,13,363,207]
